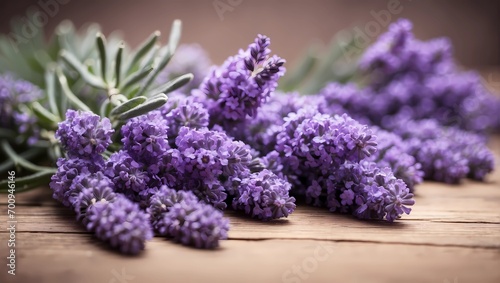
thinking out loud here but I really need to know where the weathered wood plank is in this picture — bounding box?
[1,199,499,249]
[1,233,499,283]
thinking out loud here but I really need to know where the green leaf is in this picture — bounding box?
[147,73,193,96]
[32,102,60,128]
[125,31,160,74]
[56,21,78,57]
[56,69,92,112]
[139,45,159,70]
[99,99,112,118]
[1,140,56,172]
[167,20,182,54]
[121,67,154,93]
[79,23,101,59]
[114,43,124,87]
[45,65,61,118]
[96,33,107,83]
[117,93,168,120]
[0,170,55,193]
[110,96,147,116]
[137,47,173,96]
[136,20,182,97]
[0,147,45,172]
[60,50,106,89]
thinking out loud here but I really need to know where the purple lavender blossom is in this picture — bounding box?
[0,74,43,144]
[174,127,253,209]
[121,110,169,165]
[195,34,285,125]
[327,161,415,222]
[225,92,324,154]
[104,150,152,207]
[354,19,500,133]
[358,18,414,80]
[86,194,153,255]
[389,119,494,183]
[275,108,377,176]
[49,156,104,207]
[56,110,114,157]
[232,170,296,221]
[72,172,117,221]
[148,186,229,249]
[368,127,423,191]
[163,97,209,145]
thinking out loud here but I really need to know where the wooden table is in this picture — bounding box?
[1,140,499,283]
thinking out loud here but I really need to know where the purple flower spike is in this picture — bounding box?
[196,34,285,125]
[384,179,415,222]
[56,109,114,157]
[0,74,42,143]
[233,170,296,221]
[164,98,209,144]
[72,172,116,221]
[276,108,377,175]
[121,110,169,165]
[148,186,230,249]
[104,150,151,205]
[86,195,153,255]
[49,156,104,208]
[175,127,252,208]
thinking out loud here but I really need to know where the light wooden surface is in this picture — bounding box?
[0,140,499,283]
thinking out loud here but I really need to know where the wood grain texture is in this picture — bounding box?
[0,139,499,283]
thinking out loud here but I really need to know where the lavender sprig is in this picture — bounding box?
[148,186,229,249]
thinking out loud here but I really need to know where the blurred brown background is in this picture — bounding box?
[0,0,499,67]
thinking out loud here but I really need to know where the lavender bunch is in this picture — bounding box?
[357,19,500,133]
[267,107,414,221]
[367,127,423,191]
[0,19,195,192]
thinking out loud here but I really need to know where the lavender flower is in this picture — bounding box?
[49,156,104,207]
[104,150,152,206]
[121,110,169,165]
[354,19,500,133]
[389,119,494,183]
[195,34,285,124]
[225,92,322,154]
[275,108,377,176]
[148,186,229,249]
[174,127,253,209]
[163,97,209,144]
[86,194,153,255]
[232,170,296,221]
[368,127,423,191]
[56,109,114,157]
[72,172,116,221]
[326,161,415,222]
[0,74,43,144]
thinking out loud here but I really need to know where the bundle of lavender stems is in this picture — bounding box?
[1,19,498,254]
